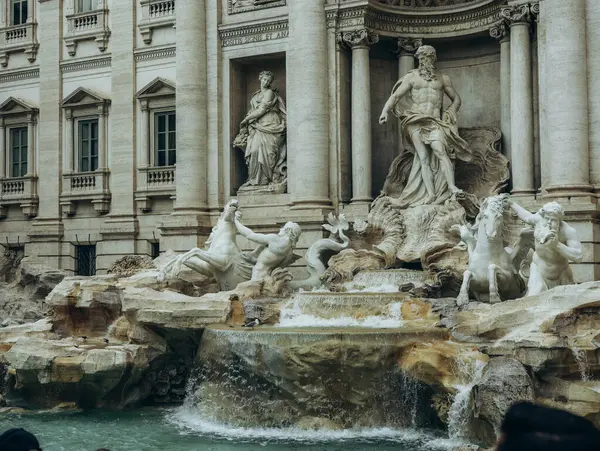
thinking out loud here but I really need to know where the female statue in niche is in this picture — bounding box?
[234,70,287,194]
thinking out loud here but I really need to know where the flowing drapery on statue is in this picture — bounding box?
[234,70,287,194]
[379,45,475,208]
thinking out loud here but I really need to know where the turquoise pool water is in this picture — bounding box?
[0,408,464,451]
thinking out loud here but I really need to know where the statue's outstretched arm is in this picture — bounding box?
[510,201,537,226]
[234,217,273,246]
[556,225,583,263]
[379,74,412,123]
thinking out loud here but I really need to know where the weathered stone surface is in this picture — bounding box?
[122,287,233,330]
[0,258,68,326]
[471,357,534,439]
[107,255,156,277]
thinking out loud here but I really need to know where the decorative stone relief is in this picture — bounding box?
[500,4,532,25]
[510,200,583,297]
[234,71,287,195]
[339,28,379,48]
[398,37,423,54]
[228,0,285,15]
[489,21,509,42]
[219,20,288,48]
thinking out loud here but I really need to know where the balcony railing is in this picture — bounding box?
[139,0,176,45]
[0,22,39,67]
[65,8,110,56]
[60,170,110,215]
[0,175,38,218]
[135,165,175,212]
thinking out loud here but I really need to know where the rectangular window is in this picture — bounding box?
[151,242,160,259]
[10,127,27,177]
[79,119,99,172]
[76,245,96,276]
[76,0,95,13]
[155,111,176,167]
[11,0,27,25]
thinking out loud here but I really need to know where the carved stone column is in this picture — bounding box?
[140,100,150,167]
[0,119,5,178]
[26,114,34,175]
[542,0,591,196]
[397,37,422,78]
[501,5,535,196]
[490,21,511,163]
[341,28,378,205]
[65,109,73,172]
[174,0,208,212]
[288,0,330,208]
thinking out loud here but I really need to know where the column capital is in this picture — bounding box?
[338,28,379,50]
[530,2,540,21]
[65,109,73,120]
[489,21,510,43]
[397,37,422,55]
[500,4,532,26]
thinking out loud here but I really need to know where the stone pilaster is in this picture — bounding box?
[587,0,600,189]
[490,21,511,163]
[501,4,535,196]
[287,0,331,209]
[29,0,64,268]
[340,28,378,206]
[160,0,211,251]
[541,0,591,197]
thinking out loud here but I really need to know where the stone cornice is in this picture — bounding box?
[134,45,176,62]
[327,0,504,38]
[60,55,112,73]
[0,67,39,83]
[218,18,288,47]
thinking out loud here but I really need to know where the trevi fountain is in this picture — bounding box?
[2,1,600,450]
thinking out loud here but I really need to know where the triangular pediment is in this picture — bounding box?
[0,97,38,116]
[136,77,176,99]
[61,87,110,108]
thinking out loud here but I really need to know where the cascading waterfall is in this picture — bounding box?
[571,347,592,381]
[447,357,487,439]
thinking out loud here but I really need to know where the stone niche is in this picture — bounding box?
[229,53,286,196]
[368,36,501,197]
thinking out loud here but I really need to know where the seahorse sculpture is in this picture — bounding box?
[288,213,351,290]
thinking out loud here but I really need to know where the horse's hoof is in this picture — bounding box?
[456,296,469,307]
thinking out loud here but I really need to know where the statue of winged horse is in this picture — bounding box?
[452,194,533,306]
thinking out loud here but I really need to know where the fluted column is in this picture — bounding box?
[501,5,535,196]
[26,114,34,175]
[341,28,378,205]
[490,21,511,162]
[140,101,150,167]
[542,0,590,196]
[288,0,330,208]
[174,0,207,212]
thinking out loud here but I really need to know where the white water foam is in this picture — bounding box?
[278,300,403,328]
[447,358,487,440]
[572,347,592,381]
[167,407,458,449]
[308,283,401,293]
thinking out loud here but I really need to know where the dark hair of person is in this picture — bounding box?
[0,428,42,451]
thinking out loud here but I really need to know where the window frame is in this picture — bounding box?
[75,117,99,173]
[75,0,96,14]
[10,0,28,26]
[153,109,176,167]
[8,125,27,178]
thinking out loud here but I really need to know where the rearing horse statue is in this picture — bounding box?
[452,194,533,307]
[160,200,258,291]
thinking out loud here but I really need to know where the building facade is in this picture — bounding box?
[0,0,598,280]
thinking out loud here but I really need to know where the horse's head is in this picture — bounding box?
[220,199,239,222]
[477,194,509,241]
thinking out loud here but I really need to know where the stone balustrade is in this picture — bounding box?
[135,165,176,213]
[65,7,110,56]
[60,170,111,215]
[0,22,38,66]
[0,175,38,218]
[139,0,176,45]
